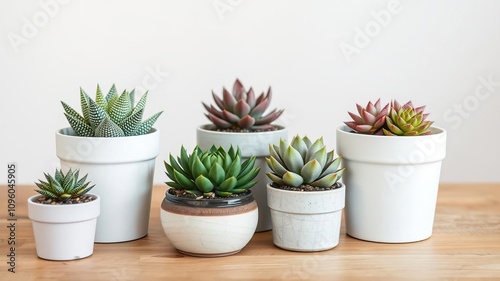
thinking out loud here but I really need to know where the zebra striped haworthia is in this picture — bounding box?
[61,84,163,137]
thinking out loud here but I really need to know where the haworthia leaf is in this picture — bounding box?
[94,117,125,137]
[64,113,94,137]
[95,84,107,109]
[88,97,108,129]
[119,108,143,136]
[108,90,132,123]
[135,111,163,135]
[129,89,135,107]
[105,84,117,103]
[80,88,90,124]
[61,101,85,124]
[133,92,148,114]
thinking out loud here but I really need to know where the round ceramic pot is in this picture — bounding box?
[28,194,100,260]
[56,127,160,243]
[336,125,447,243]
[160,190,258,257]
[267,183,346,252]
[197,124,287,232]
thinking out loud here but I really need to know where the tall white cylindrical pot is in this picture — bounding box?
[197,124,287,232]
[267,183,345,251]
[28,194,100,260]
[56,128,160,243]
[336,125,447,243]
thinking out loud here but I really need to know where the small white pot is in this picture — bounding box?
[267,183,346,252]
[56,128,160,243]
[161,190,258,257]
[336,125,447,243]
[28,194,100,260]
[197,124,287,232]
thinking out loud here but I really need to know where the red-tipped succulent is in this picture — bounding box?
[383,100,433,136]
[344,99,389,135]
[203,79,284,131]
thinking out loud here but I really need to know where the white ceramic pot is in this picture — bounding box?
[336,125,447,243]
[28,194,100,260]
[160,190,258,257]
[56,128,160,243]
[267,183,346,252]
[196,124,288,232]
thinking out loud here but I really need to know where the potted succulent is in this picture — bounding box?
[161,145,260,257]
[197,79,288,232]
[265,135,345,252]
[336,99,447,243]
[28,169,100,260]
[56,84,162,243]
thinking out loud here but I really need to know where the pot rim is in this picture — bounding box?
[164,189,255,208]
[197,124,286,135]
[28,193,100,206]
[336,124,446,138]
[56,127,159,140]
[266,182,345,194]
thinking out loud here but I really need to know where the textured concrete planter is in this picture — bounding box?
[28,194,100,260]
[56,128,160,243]
[336,125,447,243]
[161,190,258,257]
[196,124,287,232]
[267,183,345,251]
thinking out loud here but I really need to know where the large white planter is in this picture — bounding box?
[161,190,258,257]
[267,183,346,252]
[336,125,447,243]
[196,124,287,232]
[28,194,100,260]
[56,128,160,243]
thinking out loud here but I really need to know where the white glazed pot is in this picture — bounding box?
[336,125,447,243]
[56,128,160,243]
[28,194,100,260]
[160,190,258,257]
[196,124,287,232]
[267,183,345,252]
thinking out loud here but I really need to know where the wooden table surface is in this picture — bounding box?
[1,183,499,280]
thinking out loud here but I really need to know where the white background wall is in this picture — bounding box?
[1,0,499,185]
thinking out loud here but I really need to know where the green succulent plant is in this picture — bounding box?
[266,136,344,188]
[61,84,163,137]
[344,98,389,135]
[383,100,433,136]
[203,79,284,131]
[34,169,94,202]
[164,145,260,197]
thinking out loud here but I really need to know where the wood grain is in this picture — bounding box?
[0,184,499,280]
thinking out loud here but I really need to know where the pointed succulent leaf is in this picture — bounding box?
[61,101,85,123]
[266,157,287,177]
[88,97,108,129]
[208,114,232,129]
[235,167,260,186]
[135,111,162,135]
[195,175,214,193]
[269,144,285,167]
[232,79,245,100]
[246,88,256,108]
[253,109,283,126]
[108,90,132,123]
[221,109,240,123]
[266,172,285,186]
[119,108,144,136]
[173,170,196,190]
[234,100,251,118]
[212,91,225,110]
[105,84,117,103]
[208,163,225,185]
[95,84,107,109]
[237,115,255,129]
[282,171,304,187]
[218,176,237,192]
[301,159,323,184]
[226,155,241,178]
[192,157,208,177]
[233,180,257,191]
[64,113,94,137]
[290,135,308,159]
[310,146,327,167]
[321,156,342,177]
[310,173,338,188]
[133,92,148,114]
[283,145,304,174]
[222,88,236,110]
[80,88,91,124]
[95,117,125,137]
